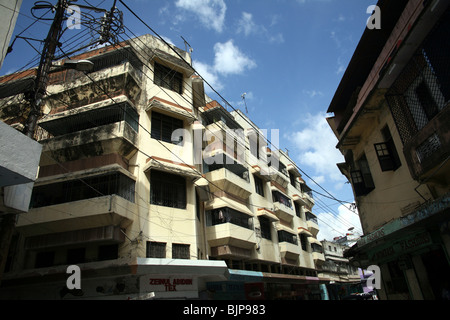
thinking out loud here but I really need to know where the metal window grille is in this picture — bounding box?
[146,241,166,258]
[150,111,184,145]
[154,62,183,94]
[150,170,186,209]
[272,190,292,208]
[172,243,190,259]
[416,133,441,163]
[277,230,298,245]
[30,172,135,208]
[386,9,450,145]
[206,207,253,230]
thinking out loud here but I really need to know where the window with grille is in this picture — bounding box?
[172,243,190,259]
[154,62,183,94]
[146,241,166,258]
[272,190,292,208]
[151,111,184,145]
[150,170,186,209]
[206,207,253,230]
[30,172,136,208]
[277,230,298,245]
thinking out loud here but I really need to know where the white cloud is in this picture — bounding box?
[193,60,223,91]
[287,112,345,184]
[175,0,227,33]
[213,40,257,75]
[237,12,259,36]
[316,204,363,241]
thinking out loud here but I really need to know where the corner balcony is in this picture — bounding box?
[203,162,251,199]
[305,210,319,237]
[273,202,295,222]
[277,228,300,260]
[267,166,290,189]
[17,195,136,237]
[39,121,138,164]
[207,223,256,250]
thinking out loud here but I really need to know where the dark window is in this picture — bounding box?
[289,171,297,187]
[172,244,190,259]
[30,172,135,208]
[154,62,183,94]
[67,248,86,265]
[151,111,184,145]
[98,244,118,261]
[35,251,55,268]
[350,155,375,197]
[277,230,298,245]
[146,241,166,258]
[254,175,265,197]
[294,202,301,218]
[259,216,272,240]
[305,211,318,224]
[374,126,401,171]
[206,207,253,230]
[150,170,186,209]
[272,190,292,208]
[300,234,308,251]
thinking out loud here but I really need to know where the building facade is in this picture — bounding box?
[327,0,450,300]
[0,34,326,299]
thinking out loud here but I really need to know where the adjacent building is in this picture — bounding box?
[0,34,326,299]
[327,0,450,300]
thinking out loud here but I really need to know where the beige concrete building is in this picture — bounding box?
[327,0,450,300]
[0,34,326,300]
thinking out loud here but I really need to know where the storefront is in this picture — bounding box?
[346,193,450,300]
[205,269,327,300]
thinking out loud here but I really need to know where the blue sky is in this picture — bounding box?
[1,0,376,241]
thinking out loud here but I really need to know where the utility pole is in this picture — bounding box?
[23,0,67,138]
[0,0,68,286]
[0,0,124,285]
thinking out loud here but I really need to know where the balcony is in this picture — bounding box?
[17,195,136,236]
[305,210,319,236]
[206,205,256,252]
[403,105,450,181]
[277,229,300,260]
[267,166,290,189]
[272,190,295,222]
[203,159,251,199]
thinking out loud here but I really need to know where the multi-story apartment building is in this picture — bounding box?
[319,240,361,300]
[327,0,450,300]
[0,34,326,300]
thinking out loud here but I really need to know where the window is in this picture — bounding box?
[277,230,298,245]
[350,154,375,197]
[206,207,253,230]
[150,170,186,209]
[151,111,184,145]
[98,244,118,261]
[300,234,308,251]
[67,248,86,265]
[259,216,272,240]
[374,126,401,171]
[154,62,183,94]
[30,172,135,208]
[289,171,297,187]
[254,175,265,197]
[172,244,190,259]
[294,202,301,218]
[272,190,292,208]
[35,251,55,268]
[146,241,166,258]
